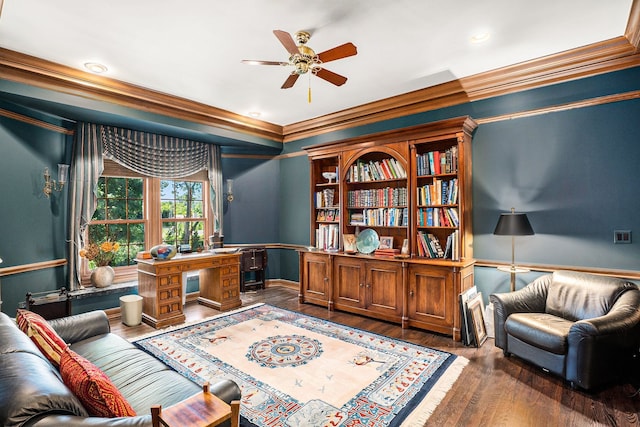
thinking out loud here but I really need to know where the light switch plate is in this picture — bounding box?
[614,230,631,244]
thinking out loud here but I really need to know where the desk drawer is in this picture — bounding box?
[220,264,239,276]
[156,265,182,275]
[158,300,182,317]
[159,286,181,301]
[159,274,180,288]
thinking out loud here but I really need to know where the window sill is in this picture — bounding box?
[70,280,138,300]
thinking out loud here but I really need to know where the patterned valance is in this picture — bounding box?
[101,125,210,178]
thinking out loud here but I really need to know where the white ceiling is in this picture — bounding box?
[0,1,634,126]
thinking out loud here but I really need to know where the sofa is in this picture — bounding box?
[0,309,241,426]
[491,270,640,391]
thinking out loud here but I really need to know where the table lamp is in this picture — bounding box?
[493,208,534,291]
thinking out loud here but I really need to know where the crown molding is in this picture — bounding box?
[0,48,284,142]
[1,9,640,146]
[283,37,640,142]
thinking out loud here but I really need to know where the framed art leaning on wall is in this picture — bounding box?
[467,292,487,347]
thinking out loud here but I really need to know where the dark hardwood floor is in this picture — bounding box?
[111,286,640,427]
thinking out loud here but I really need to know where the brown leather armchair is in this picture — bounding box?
[491,270,640,390]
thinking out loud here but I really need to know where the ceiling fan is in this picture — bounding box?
[242,30,357,91]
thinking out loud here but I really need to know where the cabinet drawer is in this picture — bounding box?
[159,286,181,301]
[156,265,182,275]
[158,301,182,317]
[220,264,239,275]
[158,274,180,288]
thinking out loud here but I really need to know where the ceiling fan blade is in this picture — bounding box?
[273,30,300,56]
[316,42,357,63]
[314,68,348,86]
[241,59,289,66]
[281,73,300,89]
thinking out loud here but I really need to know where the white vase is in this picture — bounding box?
[91,266,115,288]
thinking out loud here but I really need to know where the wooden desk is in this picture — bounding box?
[137,252,241,328]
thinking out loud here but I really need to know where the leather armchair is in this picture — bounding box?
[491,270,640,390]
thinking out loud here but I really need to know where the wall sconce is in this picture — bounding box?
[43,164,69,198]
[225,179,234,202]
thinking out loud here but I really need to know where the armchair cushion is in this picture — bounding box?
[545,270,635,321]
[505,313,572,354]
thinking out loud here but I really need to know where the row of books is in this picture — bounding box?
[417,207,459,227]
[416,231,444,258]
[314,188,336,208]
[417,178,458,206]
[416,230,460,260]
[316,209,339,222]
[350,207,408,227]
[347,187,408,208]
[416,146,458,176]
[346,158,407,182]
[316,224,340,251]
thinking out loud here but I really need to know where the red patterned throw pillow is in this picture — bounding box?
[16,308,67,366]
[60,348,136,417]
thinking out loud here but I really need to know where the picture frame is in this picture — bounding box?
[379,236,394,249]
[401,238,410,255]
[343,234,357,254]
[467,292,487,347]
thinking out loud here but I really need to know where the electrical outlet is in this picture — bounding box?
[614,230,631,244]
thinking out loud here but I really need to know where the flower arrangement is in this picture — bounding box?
[79,241,120,267]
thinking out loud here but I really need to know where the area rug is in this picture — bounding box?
[133,304,467,427]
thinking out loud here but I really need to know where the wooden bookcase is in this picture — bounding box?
[300,116,477,340]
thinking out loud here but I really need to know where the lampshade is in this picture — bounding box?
[493,210,534,236]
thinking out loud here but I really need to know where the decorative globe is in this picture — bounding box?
[150,244,177,260]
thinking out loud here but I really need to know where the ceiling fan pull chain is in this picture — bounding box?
[308,73,312,104]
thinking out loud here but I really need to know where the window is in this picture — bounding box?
[83,160,211,285]
[161,180,205,250]
[88,176,145,268]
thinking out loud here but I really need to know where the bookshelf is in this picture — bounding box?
[301,116,477,340]
[310,154,341,251]
[343,144,409,253]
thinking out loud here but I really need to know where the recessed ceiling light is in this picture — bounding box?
[247,111,261,118]
[84,62,108,73]
[470,32,491,44]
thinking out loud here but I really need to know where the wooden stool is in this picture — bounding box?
[151,383,240,427]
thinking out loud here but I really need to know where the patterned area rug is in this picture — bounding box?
[133,304,467,426]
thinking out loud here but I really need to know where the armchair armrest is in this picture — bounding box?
[570,289,640,339]
[490,274,551,349]
[49,310,111,344]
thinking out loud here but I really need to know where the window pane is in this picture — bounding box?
[93,198,106,221]
[109,177,126,198]
[162,221,177,245]
[161,201,174,219]
[129,199,143,220]
[107,198,126,220]
[130,223,144,244]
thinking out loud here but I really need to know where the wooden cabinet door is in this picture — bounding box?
[407,264,455,335]
[365,260,403,321]
[333,256,365,310]
[300,252,331,306]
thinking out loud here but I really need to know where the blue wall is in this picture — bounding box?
[0,103,73,314]
[2,66,640,314]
